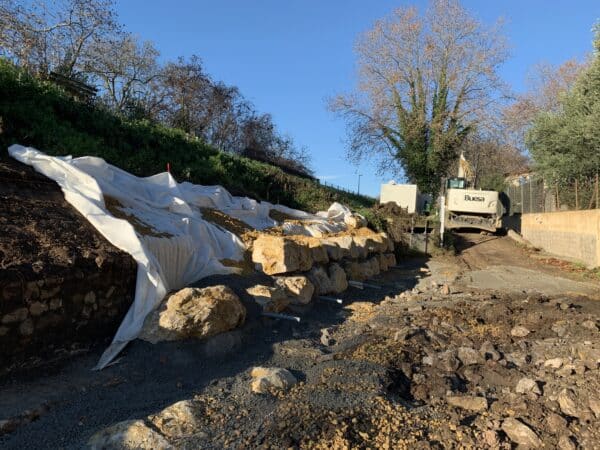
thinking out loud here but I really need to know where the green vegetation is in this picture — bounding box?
[527,24,600,183]
[0,60,374,213]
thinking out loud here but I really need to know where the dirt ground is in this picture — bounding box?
[0,157,137,367]
[1,233,600,449]
[0,157,133,279]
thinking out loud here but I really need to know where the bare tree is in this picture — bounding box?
[458,135,529,190]
[329,0,508,194]
[0,0,119,78]
[85,33,159,112]
[502,59,587,152]
[154,56,214,134]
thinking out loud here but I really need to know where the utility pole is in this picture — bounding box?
[357,173,362,195]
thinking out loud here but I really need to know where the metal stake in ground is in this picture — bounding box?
[318,296,343,304]
[261,312,301,322]
[348,280,382,290]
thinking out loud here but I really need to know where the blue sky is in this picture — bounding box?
[116,1,599,197]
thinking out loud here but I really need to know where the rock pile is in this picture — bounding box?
[248,228,396,310]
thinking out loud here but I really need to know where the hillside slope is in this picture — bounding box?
[0,61,373,213]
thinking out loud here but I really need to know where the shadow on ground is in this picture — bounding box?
[0,257,427,449]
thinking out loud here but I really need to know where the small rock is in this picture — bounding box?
[481,429,499,447]
[558,389,583,418]
[546,412,567,432]
[552,321,569,337]
[515,378,541,395]
[581,320,598,331]
[84,291,96,305]
[463,368,482,384]
[250,367,297,394]
[274,276,315,305]
[1,308,28,324]
[440,284,450,295]
[505,352,528,367]
[501,418,542,448]
[320,328,334,346]
[556,364,575,377]
[87,419,171,449]
[19,319,34,336]
[558,435,576,450]
[438,350,460,372]
[446,395,488,412]
[587,397,600,418]
[408,305,424,313]
[393,326,414,342]
[150,400,198,438]
[246,284,289,312]
[511,326,530,337]
[480,341,501,361]
[28,302,48,317]
[544,358,563,369]
[422,355,434,366]
[457,347,481,366]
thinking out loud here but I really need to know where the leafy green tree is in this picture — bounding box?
[527,24,600,183]
[329,0,508,194]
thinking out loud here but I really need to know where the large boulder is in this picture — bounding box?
[320,239,344,261]
[87,420,171,450]
[250,367,297,394]
[384,252,396,268]
[362,257,380,278]
[139,286,246,344]
[344,261,366,281]
[246,284,289,312]
[328,263,348,294]
[352,235,371,259]
[377,253,389,272]
[275,276,315,305]
[307,266,332,295]
[305,237,329,264]
[327,235,359,259]
[251,235,312,275]
[344,213,367,229]
[379,232,395,252]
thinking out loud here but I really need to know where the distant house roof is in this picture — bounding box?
[48,71,97,102]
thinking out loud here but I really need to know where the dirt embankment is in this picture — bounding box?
[0,157,137,370]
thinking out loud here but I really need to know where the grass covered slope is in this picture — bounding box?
[0,60,374,213]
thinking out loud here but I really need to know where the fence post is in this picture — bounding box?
[529,178,533,213]
[596,172,598,209]
[520,182,524,214]
[575,178,579,210]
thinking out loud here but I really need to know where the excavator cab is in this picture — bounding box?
[446,177,467,190]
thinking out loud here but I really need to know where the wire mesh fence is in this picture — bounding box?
[319,180,376,200]
[504,174,600,214]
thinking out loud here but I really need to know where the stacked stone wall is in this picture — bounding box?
[0,157,137,366]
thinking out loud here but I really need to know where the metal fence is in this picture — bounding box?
[319,180,376,200]
[504,174,600,214]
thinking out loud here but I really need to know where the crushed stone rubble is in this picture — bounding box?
[86,276,600,449]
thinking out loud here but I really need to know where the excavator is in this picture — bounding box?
[443,153,503,233]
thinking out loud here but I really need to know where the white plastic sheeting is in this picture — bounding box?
[8,145,359,369]
[9,145,247,368]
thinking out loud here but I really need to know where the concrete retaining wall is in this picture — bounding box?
[521,210,600,268]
